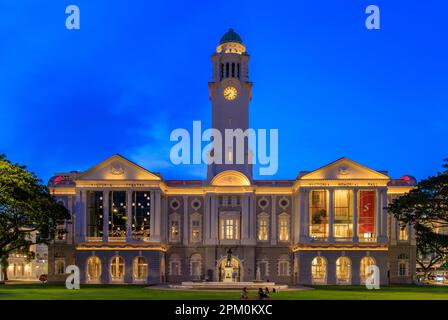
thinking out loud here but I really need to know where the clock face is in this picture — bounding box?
[223,86,238,101]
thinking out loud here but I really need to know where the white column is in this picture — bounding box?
[328,189,334,241]
[293,193,299,244]
[126,190,133,242]
[149,190,156,240]
[80,190,87,242]
[249,194,255,244]
[270,195,277,245]
[204,194,211,243]
[390,215,397,245]
[381,189,388,242]
[376,189,382,242]
[183,196,189,245]
[75,190,81,242]
[241,194,249,242]
[153,190,162,242]
[102,190,109,242]
[352,188,358,242]
[210,195,218,244]
[303,189,310,240]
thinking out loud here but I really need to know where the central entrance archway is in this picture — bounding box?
[217,257,242,282]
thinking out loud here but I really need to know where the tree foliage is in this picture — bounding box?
[0,154,70,279]
[388,159,448,276]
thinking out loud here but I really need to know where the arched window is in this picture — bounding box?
[133,256,148,281]
[336,256,351,284]
[398,253,409,277]
[110,256,125,281]
[231,63,235,77]
[55,258,66,275]
[87,256,101,282]
[278,255,290,276]
[311,256,327,284]
[360,256,375,284]
[190,253,202,279]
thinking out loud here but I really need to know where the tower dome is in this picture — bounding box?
[219,28,243,45]
[216,29,246,54]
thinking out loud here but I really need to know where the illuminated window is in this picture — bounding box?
[278,214,290,241]
[310,190,328,239]
[360,256,375,284]
[87,256,101,282]
[258,214,269,241]
[133,256,148,281]
[87,191,104,238]
[109,191,127,238]
[132,192,151,239]
[333,190,353,239]
[169,214,180,242]
[110,256,125,281]
[220,215,239,240]
[228,146,233,162]
[191,215,202,242]
[398,223,409,241]
[336,257,351,284]
[358,191,376,241]
[311,256,327,284]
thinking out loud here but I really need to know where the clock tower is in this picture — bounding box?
[207,29,253,181]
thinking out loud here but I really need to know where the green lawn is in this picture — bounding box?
[0,284,447,300]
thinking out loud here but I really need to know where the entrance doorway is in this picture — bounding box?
[218,257,241,282]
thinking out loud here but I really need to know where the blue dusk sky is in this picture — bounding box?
[0,0,447,183]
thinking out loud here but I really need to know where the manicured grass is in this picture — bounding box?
[0,284,447,300]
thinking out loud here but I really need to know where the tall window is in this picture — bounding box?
[55,258,65,275]
[169,255,181,276]
[220,215,240,240]
[190,253,202,278]
[336,257,351,284]
[169,214,180,242]
[278,214,290,241]
[310,190,328,239]
[109,191,127,238]
[133,256,148,281]
[311,256,327,284]
[358,191,376,241]
[110,256,125,281]
[87,192,104,238]
[191,214,202,242]
[360,256,375,284]
[278,256,290,276]
[334,190,353,239]
[398,254,409,277]
[398,223,409,241]
[132,192,151,239]
[258,214,269,241]
[87,256,101,282]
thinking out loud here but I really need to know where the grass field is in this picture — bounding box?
[0,284,447,300]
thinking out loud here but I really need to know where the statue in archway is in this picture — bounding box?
[225,248,233,267]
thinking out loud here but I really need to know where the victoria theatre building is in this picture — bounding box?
[47,29,416,286]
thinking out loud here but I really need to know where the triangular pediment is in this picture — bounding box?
[299,157,389,180]
[77,154,162,181]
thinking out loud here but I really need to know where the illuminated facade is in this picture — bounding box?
[47,29,416,285]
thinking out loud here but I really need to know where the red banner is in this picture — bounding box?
[359,191,375,234]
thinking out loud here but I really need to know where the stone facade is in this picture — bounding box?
[46,29,416,286]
